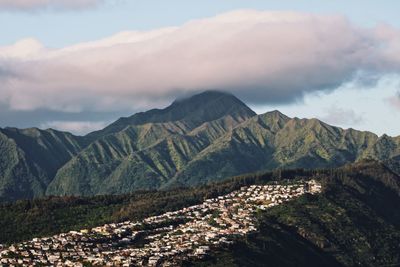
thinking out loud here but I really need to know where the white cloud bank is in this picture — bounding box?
[2,10,400,113]
[319,106,364,126]
[41,120,109,135]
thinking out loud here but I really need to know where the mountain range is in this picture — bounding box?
[1,91,399,202]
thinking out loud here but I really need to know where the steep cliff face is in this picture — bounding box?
[0,128,87,201]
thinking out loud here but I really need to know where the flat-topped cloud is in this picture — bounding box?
[1,10,400,115]
[0,0,104,11]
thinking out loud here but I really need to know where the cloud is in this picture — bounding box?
[319,106,364,126]
[0,38,44,59]
[0,102,126,134]
[2,10,400,115]
[387,92,400,110]
[40,120,109,135]
[0,0,104,11]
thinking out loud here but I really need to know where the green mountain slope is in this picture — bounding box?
[168,112,384,186]
[2,90,400,201]
[86,90,256,140]
[47,106,255,196]
[47,92,400,197]
[0,128,88,201]
[190,160,400,267]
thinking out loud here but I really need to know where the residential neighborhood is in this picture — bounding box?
[0,180,322,266]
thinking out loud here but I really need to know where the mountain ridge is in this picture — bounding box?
[0,127,88,201]
[1,90,400,201]
[86,91,256,140]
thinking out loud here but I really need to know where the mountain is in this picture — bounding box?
[168,113,381,186]
[86,91,256,140]
[1,90,400,201]
[48,103,400,197]
[0,128,88,202]
[46,91,256,196]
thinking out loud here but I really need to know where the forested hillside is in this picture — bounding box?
[1,160,399,266]
[190,160,400,267]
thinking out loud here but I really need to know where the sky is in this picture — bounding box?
[0,0,400,136]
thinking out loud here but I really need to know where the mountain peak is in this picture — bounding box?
[254,110,291,132]
[165,90,255,122]
[264,110,290,119]
[87,91,256,139]
[171,90,233,105]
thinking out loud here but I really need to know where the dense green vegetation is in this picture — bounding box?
[0,127,88,202]
[46,91,256,197]
[189,161,400,267]
[1,90,400,202]
[1,160,400,267]
[47,91,400,198]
